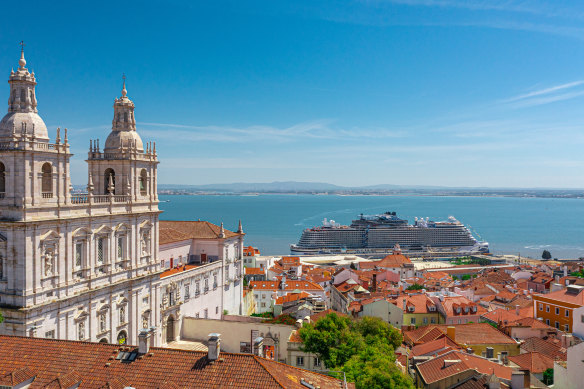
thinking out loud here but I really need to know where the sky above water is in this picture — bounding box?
[1,0,584,188]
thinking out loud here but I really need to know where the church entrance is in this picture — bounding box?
[166,315,175,343]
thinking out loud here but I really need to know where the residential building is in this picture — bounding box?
[404,324,520,358]
[554,340,584,389]
[533,284,584,332]
[287,330,327,373]
[435,296,486,325]
[392,294,442,327]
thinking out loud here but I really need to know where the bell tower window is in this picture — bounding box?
[140,169,147,195]
[41,163,53,196]
[104,168,115,194]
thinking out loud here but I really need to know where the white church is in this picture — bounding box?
[0,47,243,347]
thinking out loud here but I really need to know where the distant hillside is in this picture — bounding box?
[159,181,344,192]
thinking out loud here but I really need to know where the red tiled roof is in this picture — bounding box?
[284,281,323,291]
[534,286,584,306]
[404,324,517,346]
[508,352,554,374]
[250,281,279,290]
[391,294,436,314]
[480,308,525,325]
[520,337,567,360]
[0,336,347,389]
[505,317,555,330]
[410,337,461,357]
[440,296,485,317]
[416,350,513,385]
[159,220,242,244]
[359,254,412,270]
[275,292,311,305]
[0,367,36,386]
[245,267,265,275]
[288,330,303,344]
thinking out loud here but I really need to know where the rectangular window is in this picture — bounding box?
[555,321,560,329]
[216,306,219,314]
[314,357,321,367]
[296,356,304,366]
[97,238,104,263]
[117,237,123,260]
[581,314,584,323]
[556,307,560,315]
[546,319,550,325]
[45,330,55,339]
[195,282,200,296]
[565,324,570,332]
[423,317,428,325]
[261,302,266,307]
[204,279,209,292]
[539,303,543,311]
[565,309,570,317]
[430,317,436,324]
[75,242,83,267]
[410,317,416,325]
[196,312,200,318]
[184,284,190,300]
[214,274,218,289]
[204,309,208,319]
[546,305,550,313]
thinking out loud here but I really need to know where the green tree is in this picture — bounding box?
[299,313,414,389]
[406,283,423,291]
[542,250,552,260]
[543,368,553,385]
[0,311,3,324]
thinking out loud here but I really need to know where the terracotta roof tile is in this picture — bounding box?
[404,323,517,346]
[520,337,566,360]
[416,350,513,384]
[159,220,242,244]
[508,352,554,374]
[0,336,346,389]
[245,267,265,275]
[410,337,461,357]
[250,281,279,290]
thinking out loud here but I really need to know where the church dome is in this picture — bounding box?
[104,129,144,152]
[0,112,49,140]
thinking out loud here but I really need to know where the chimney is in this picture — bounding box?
[564,265,568,277]
[208,333,221,361]
[486,347,494,359]
[515,305,520,316]
[138,329,151,354]
[403,298,407,311]
[555,275,560,284]
[487,374,501,389]
[372,273,377,292]
[446,326,456,341]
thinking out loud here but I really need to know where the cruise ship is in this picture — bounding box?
[290,212,488,256]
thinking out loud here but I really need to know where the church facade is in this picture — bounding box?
[0,47,242,346]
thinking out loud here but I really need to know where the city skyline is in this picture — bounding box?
[1,0,584,188]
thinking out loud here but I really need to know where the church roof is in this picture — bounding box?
[159,220,243,244]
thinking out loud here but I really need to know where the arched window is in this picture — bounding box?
[140,169,147,195]
[41,163,52,194]
[104,168,115,194]
[0,162,5,194]
[117,330,127,345]
[124,112,128,122]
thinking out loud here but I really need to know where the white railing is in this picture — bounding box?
[71,194,88,204]
[42,192,53,198]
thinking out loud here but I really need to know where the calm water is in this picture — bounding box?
[159,194,584,259]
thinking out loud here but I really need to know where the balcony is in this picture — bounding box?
[42,192,53,199]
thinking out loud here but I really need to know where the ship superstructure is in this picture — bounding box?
[291,212,488,256]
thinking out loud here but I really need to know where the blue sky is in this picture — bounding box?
[1,0,584,188]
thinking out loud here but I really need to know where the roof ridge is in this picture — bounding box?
[252,355,287,388]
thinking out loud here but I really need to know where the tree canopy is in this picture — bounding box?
[298,313,414,389]
[406,283,423,290]
[542,250,552,260]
